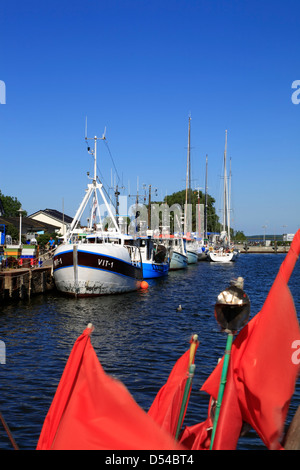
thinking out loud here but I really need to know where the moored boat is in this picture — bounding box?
[207,244,237,263]
[195,238,209,261]
[207,131,238,263]
[185,237,198,264]
[168,236,188,270]
[53,132,143,296]
[134,236,170,279]
[53,232,143,296]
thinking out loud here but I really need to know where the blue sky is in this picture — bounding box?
[0,0,299,235]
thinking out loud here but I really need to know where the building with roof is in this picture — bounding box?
[28,209,73,236]
[0,215,60,245]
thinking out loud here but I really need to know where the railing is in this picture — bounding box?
[0,246,56,271]
[125,245,142,266]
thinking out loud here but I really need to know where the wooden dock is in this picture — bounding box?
[0,264,54,302]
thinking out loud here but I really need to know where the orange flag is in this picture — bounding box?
[202,229,300,449]
[148,336,199,437]
[36,325,184,450]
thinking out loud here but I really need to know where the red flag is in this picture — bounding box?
[36,325,184,450]
[148,337,198,437]
[202,229,300,449]
[179,397,214,450]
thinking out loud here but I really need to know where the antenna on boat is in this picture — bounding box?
[85,129,106,182]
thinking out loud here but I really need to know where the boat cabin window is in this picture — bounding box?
[107,237,122,244]
[86,237,104,244]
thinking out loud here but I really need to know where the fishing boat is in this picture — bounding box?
[134,236,170,279]
[207,131,239,263]
[53,132,143,296]
[167,236,188,270]
[185,237,198,264]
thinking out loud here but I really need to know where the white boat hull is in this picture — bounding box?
[187,250,198,264]
[207,249,239,263]
[53,243,142,296]
[169,251,188,270]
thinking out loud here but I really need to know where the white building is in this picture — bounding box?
[29,209,73,236]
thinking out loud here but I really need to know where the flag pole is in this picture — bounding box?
[175,334,198,440]
[0,411,19,450]
[209,332,233,450]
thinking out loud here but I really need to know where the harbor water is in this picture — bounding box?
[0,253,299,450]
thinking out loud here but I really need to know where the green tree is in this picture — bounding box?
[0,190,27,216]
[164,188,220,233]
[233,230,247,242]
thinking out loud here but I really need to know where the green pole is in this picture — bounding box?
[209,332,234,450]
[175,364,196,440]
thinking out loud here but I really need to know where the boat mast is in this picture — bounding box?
[69,130,121,236]
[184,115,191,235]
[223,130,228,234]
[204,154,208,239]
[148,184,151,230]
[228,157,232,244]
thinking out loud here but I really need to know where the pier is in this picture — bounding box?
[237,245,290,254]
[0,265,54,302]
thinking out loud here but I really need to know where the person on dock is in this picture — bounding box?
[47,237,55,252]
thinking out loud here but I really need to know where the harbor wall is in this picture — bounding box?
[0,266,54,302]
[236,245,290,254]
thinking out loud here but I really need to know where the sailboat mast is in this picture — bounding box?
[204,154,208,239]
[228,157,232,244]
[184,116,191,234]
[223,130,228,233]
[148,184,151,229]
[188,118,191,198]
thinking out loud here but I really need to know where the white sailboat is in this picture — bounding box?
[207,130,239,263]
[53,131,143,296]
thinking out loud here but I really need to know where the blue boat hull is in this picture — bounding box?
[142,261,169,279]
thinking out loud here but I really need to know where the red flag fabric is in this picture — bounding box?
[179,397,214,450]
[202,229,300,450]
[148,339,198,437]
[36,326,184,450]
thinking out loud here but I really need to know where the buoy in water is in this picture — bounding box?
[140,281,149,289]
